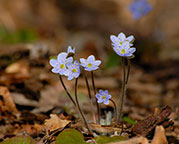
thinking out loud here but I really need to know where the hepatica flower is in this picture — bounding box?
[113,41,136,57]
[66,60,81,80]
[66,46,75,58]
[80,55,101,71]
[49,52,73,76]
[110,32,136,57]
[96,90,111,105]
[67,46,75,54]
[129,0,152,20]
[110,32,134,47]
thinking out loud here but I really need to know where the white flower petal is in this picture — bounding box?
[128,47,136,53]
[80,58,87,64]
[110,35,118,43]
[97,98,103,103]
[103,100,109,105]
[94,60,101,66]
[67,46,72,53]
[57,52,67,61]
[49,59,58,67]
[118,32,126,41]
[88,55,95,61]
[126,35,134,42]
[52,68,59,73]
[122,41,130,50]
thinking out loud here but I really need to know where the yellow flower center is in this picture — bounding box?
[60,64,65,69]
[102,95,106,99]
[88,63,92,68]
[72,68,77,73]
[121,49,125,54]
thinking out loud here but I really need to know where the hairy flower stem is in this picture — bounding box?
[126,59,131,84]
[83,71,96,124]
[59,75,76,107]
[109,99,117,122]
[75,78,92,133]
[117,57,126,123]
[91,71,100,124]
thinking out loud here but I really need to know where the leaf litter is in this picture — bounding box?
[0,43,178,144]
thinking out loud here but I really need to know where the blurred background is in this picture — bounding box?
[0,0,178,114]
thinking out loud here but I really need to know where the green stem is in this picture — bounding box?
[116,57,126,123]
[91,71,100,124]
[59,75,76,107]
[109,99,117,123]
[75,78,92,133]
[83,71,96,123]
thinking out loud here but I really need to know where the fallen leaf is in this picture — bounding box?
[95,135,126,144]
[0,60,30,85]
[151,126,168,144]
[56,129,86,144]
[0,86,19,115]
[44,114,71,132]
[109,136,149,144]
[0,136,34,144]
[132,105,173,136]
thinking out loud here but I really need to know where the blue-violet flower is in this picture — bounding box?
[129,0,152,20]
[80,55,101,71]
[96,89,111,105]
[49,52,73,76]
[110,32,134,47]
[113,41,136,57]
[66,60,81,80]
[67,46,75,54]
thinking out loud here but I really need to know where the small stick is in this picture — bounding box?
[91,71,100,124]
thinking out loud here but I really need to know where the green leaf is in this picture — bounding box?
[56,129,86,144]
[0,136,34,144]
[123,116,136,125]
[95,136,125,144]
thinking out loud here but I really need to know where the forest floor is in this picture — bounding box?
[0,44,178,144]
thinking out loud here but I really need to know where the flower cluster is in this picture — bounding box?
[49,32,136,127]
[96,90,111,105]
[49,46,102,80]
[110,32,136,57]
[129,0,152,20]
[49,46,80,80]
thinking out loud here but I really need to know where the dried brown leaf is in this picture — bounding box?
[132,105,172,136]
[44,114,71,132]
[151,126,168,144]
[0,86,19,115]
[0,60,30,85]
